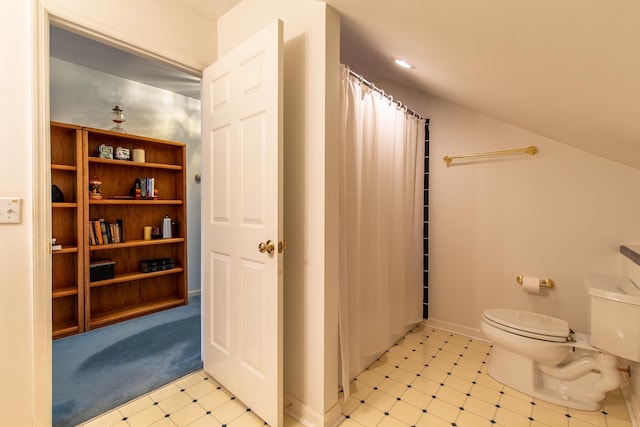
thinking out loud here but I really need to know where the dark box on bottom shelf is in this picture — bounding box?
[140,258,175,273]
[89,260,115,282]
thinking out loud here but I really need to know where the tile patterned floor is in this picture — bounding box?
[81,325,634,427]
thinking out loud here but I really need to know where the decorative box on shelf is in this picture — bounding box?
[89,259,115,282]
[140,258,175,273]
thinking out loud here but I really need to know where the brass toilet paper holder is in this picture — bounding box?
[516,275,555,289]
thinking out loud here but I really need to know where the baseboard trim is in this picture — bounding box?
[188,289,201,298]
[422,318,488,342]
[283,393,344,427]
[323,402,345,427]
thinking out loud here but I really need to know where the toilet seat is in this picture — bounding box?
[482,309,571,343]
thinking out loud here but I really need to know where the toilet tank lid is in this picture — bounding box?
[585,275,640,306]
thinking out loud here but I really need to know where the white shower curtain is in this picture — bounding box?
[339,65,425,395]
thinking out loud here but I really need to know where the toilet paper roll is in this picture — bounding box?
[522,276,541,294]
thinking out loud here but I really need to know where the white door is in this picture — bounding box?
[201,20,283,427]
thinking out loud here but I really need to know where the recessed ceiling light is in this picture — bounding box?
[393,58,415,69]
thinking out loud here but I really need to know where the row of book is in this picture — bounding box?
[134,177,157,199]
[89,219,123,245]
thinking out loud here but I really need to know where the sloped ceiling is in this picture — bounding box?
[145,0,640,170]
[53,0,640,169]
[326,0,640,170]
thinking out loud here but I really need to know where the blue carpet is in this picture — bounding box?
[53,296,202,427]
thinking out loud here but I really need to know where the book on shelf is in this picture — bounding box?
[99,219,109,244]
[133,177,158,200]
[116,219,123,242]
[92,220,103,245]
[89,219,123,245]
[88,223,95,245]
[147,177,154,198]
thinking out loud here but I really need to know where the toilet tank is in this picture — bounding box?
[585,275,640,362]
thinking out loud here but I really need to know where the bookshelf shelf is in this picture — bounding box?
[88,267,184,288]
[89,199,183,205]
[52,246,79,254]
[52,286,79,298]
[90,238,184,251]
[89,297,185,329]
[52,321,80,339]
[52,164,78,172]
[88,156,183,171]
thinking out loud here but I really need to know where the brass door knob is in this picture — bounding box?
[258,240,275,254]
[278,241,287,253]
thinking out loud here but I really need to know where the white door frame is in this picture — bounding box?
[32,4,202,424]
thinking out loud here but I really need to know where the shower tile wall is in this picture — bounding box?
[423,122,430,319]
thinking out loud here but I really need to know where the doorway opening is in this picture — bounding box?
[48,22,204,426]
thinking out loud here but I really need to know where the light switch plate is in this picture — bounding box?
[0,198,22,224]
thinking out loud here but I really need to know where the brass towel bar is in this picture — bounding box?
[443,146,538,166]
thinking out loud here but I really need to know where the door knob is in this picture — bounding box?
[258,240,275,254]
[278,241,288,253]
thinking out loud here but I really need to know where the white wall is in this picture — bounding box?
[50,58,202,293]
[430,95,640,335]
[2,1,216,425]
[0,2,36,426]
[218,1,341,425]
[42,0,218,72]
[370,78,640,336]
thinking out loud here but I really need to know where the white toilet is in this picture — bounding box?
[480,275,640,410]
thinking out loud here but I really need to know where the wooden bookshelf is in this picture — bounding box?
[82,126,188,330]
[50,122,188,337]
[50,122,84,339]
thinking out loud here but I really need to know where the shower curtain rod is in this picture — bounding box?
[347,68,428,122]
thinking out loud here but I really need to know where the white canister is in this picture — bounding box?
[162,215,172,238]
[132,148,145,163]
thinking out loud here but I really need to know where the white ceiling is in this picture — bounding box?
[52,0,640,169]
[326,0,640,170]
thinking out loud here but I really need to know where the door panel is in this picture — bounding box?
[201,19,283,427]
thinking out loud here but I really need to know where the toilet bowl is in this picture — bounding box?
[480,275,640,411]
